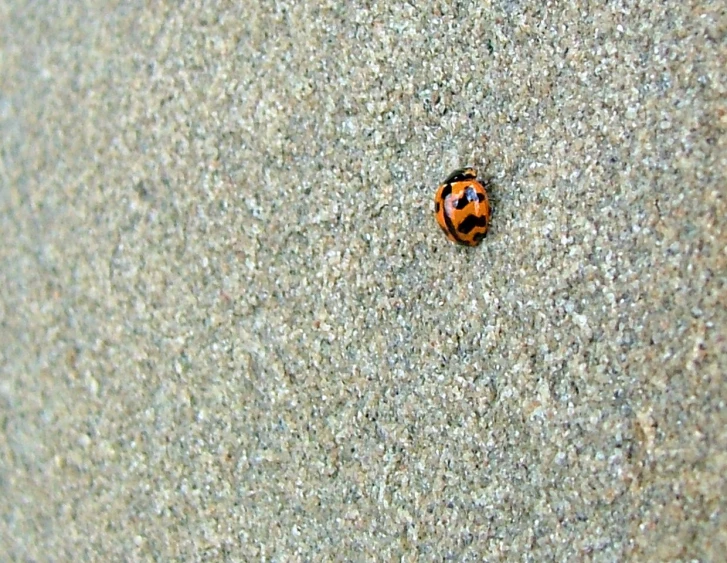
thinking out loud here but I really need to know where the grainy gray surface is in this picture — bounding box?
[1,1,726,560]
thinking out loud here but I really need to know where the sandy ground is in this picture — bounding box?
[1,1,726,560]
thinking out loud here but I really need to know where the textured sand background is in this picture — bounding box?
[1,1,726,560]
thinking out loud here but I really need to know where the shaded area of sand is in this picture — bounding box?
[1,1,725,559]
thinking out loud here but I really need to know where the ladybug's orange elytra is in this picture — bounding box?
[433,167,491,246]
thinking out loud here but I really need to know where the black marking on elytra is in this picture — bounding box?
[444,168,477,184]
[454,195,470,210]
[458,213,488,234]
[454,186,481,210]
[443,211,464,242]
[441,189,464,243]
[434,199,440,213]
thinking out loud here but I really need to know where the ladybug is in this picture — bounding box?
[433,167,491,246]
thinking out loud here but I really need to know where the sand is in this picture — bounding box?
[1,1,726,560]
